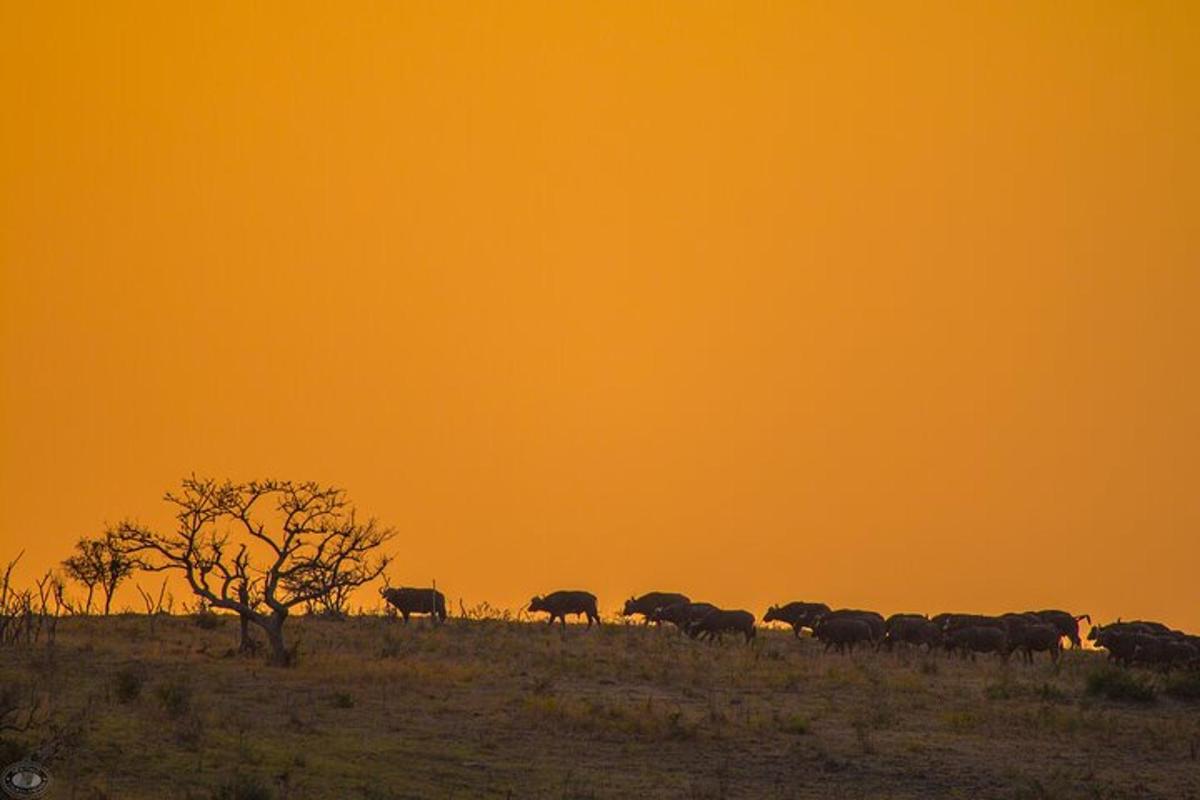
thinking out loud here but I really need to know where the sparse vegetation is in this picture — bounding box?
[0,615,1195,798]
[2,537,1196,798]
[1085,666,1157,703]
[155,675,194,718]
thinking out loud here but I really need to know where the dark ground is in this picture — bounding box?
[2,614,1198,799]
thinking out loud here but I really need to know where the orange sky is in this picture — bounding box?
[2,2,1198,628]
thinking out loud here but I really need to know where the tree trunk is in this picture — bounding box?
[236,584,254,654]
[238,612,255,653]
[262,614,291,667]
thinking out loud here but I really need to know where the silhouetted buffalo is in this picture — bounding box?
[1088,621,1150,643]
[762,601,831,637]
[623,592,690,623]
[1091,627,1145,665]
[998,613,1045,645]
[1031,609,1091,649]
[380,587,447,623]
[818,609,885,643]
[946,626,1009,661]
[653,602,717,632]
[885,613,927,633]
[688,608,756,644]
[1099,619,1172,637]
[529,590,601,628]
[1001,612,1043,631]
[814,617,873,654]
[884,616,941,651]
[1124,632,1198,670]
[1008,623,1062,663]
[1087,620,1173,657]
[937,614,1007,634]
[1153,639,1199,669]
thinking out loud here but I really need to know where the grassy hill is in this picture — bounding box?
[2,614,1198,799]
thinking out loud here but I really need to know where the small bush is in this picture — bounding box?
[211,773,274,800]
[1164,670,1200,701]
[330,691,354,709]
[113,668,144,704]
[1085,667,1156,703]
[156,677,194,718]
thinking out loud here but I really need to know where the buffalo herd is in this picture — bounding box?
[378,586,1198,671]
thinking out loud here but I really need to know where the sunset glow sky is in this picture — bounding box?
[2,2,1198,627]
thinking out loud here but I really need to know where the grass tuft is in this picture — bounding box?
[155,675,194,718]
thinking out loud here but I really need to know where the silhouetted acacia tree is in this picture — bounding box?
[61,534,135,615]
[111,477,395,666]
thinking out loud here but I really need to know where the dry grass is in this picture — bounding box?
[3,615,1199,799]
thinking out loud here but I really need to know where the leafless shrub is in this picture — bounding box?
[135,577,171,635]
[0,556,70,648]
